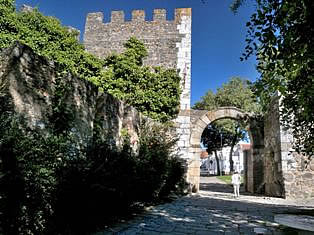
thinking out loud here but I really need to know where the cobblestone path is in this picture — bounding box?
[96,177,314,235]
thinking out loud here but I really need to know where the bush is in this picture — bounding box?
[52,123,186,234]
[0,117,72,234]
[0,116,186,234]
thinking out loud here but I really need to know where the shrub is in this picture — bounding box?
[0,116,73,234]
[0,115,186,234]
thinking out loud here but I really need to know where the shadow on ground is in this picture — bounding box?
[199,176,255,196]
[99,187,312,234]
[200,182,233,193]
[97,176,314,234]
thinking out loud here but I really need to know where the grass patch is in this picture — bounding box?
[217,175,232,184]
[217,175,244,184]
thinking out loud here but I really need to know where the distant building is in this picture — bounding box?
[200,142,251,175]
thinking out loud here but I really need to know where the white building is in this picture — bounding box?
[200,142,250,175]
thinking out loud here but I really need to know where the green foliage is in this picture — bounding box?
[0,116,72,234]
[236,0,314,158]
[0,0,17,49]
[229,0,246,14]
[201,123,235,175]
[217,175,232,184]
[136,122,186,200]
[0,117,185,235]
[0,1,105,82]
[217,175,243,184]
[98,37,181,122]
[0,2,181,122]
[201,122,234,154]
[193,77,261,113]
[49,75,76,136]
[193,90,217,110]
[216,77,261,113]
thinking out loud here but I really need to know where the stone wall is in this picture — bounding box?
[264,96,314,199]
[83,8,192,158]
[263,97,284,196]
[248,117,265,193]
[243,150,254,193]
[0,42,142,149]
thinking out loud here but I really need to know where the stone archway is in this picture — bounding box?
[185,107,264,192]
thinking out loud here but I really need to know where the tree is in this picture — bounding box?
[193,77,260,172]
[97,37,181,122]
[0,1,181,122]
[231,0,314,159]
[201,122,234,175]
[193,90,217,110]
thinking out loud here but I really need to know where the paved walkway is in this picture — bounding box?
[96,177,314,235]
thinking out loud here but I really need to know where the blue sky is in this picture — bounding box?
[15,0,259,106]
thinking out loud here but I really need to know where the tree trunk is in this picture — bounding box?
[229,131,238,173]
[214,150,221,176]
[229,144,234,173]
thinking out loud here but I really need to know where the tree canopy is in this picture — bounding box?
[0,0,181,122]
[231,0,314,158]
[201,122,234,154]
[193,77,261,113]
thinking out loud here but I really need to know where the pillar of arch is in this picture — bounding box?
[186,107,264,192]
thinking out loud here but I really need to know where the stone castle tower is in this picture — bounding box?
[83,8,192,158]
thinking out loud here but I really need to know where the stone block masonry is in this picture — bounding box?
[263,96,314,199]
[84,8,192,159]
[0,42,145,150]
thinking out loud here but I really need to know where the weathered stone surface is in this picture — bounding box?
[0,42,144,149]
[275,214,314,232]
[264,96,314,199]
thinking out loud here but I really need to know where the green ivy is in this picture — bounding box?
[97,37,181,122]
[0,1,181,122]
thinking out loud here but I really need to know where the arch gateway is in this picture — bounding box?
[187,107,264,193]
[83,8,314,199]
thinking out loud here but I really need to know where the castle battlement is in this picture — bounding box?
[86,8,191,25]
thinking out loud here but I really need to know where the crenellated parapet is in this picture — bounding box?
[84,9,191,69]
[85,8,190,25]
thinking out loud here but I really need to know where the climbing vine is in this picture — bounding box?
[0,0,181,122]
[97,37,181,122]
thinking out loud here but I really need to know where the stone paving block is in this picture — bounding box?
[138,231,160,235]
[173,227,196,234]
[253,227,272,234]
[232,219,248,224]
[93,232,105,235]
[119,230,138,235]
[265,221,280,227]
[196,231,220,235]
[206,229,225,234]
[224,230,240,235]
[151,225,175,233]
[93,178,314,235]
